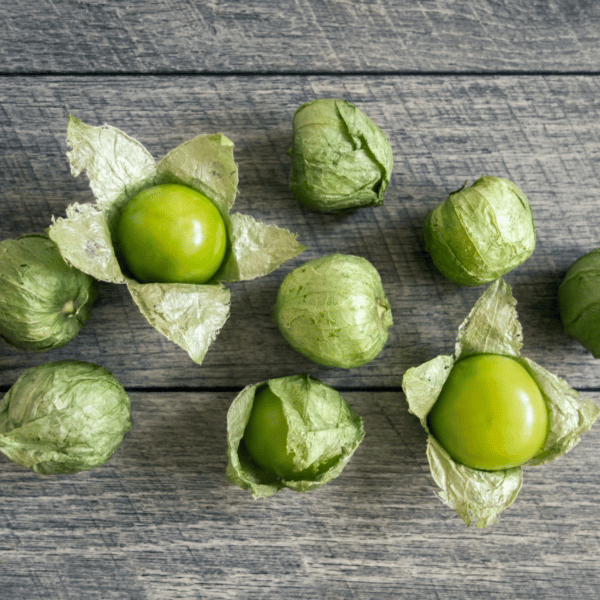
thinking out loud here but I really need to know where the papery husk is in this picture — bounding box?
[289,99,393,213]
[424,177,536,286]
[402,279,599,527]
[0,360,131,474]
[226,374,364,498]
[273,253,393,368]
[49,116,305,365]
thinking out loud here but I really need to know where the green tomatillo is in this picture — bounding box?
[273,253,393,368]
[402,278,599,527]
[116,183,227,284]
[424,176,536,286]
[427,354,548,471]
[288,99,393,213]
[0,360,131,474]
[48,116,305,366]
[226,374,364,498]
[558,248,600,357]
[0,234,97,352]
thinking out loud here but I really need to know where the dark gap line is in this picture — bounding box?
[123,386,404,394]
[3,70,600,77]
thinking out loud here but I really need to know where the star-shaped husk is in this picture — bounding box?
[49,117,306,364]
[402,279,600,528]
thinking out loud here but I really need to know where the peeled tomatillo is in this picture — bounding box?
[427,354,548,471]
[116,183,227,284]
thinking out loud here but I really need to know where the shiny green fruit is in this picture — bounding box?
[116,183,227,284]
[427,354,548,471]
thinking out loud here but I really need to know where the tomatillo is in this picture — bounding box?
[116,183,227,284]
[427,354,548,471]
[243,386,334,480]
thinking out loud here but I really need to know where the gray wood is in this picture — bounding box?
[1,75,599,389]
[1,391,598,599]
[3,5,600,595]
[2,1,600,74]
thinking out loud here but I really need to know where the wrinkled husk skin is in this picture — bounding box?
[226,374,365,498]
[0,361,132,474]
[558,248,600,357]
[273,254,393,368]
[424,176,536,286]
[289,99,393,213]
[0,234,97,351]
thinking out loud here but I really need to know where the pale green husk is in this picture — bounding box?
[0,360,131,474]
[289,99,393,213]
[226,374,364,498]
[424,177,536,286]
[0,234,97,352]
[558,248,600,358]
[48,116,305,365]
[273,254,393,368]
[402,279,600,527]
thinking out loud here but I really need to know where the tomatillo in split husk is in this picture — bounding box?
[116,183,227,284]
[427,354,548,471]
[402,279,600,528]
[226,374,365,498]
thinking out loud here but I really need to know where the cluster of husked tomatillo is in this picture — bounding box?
[0,100,598,526]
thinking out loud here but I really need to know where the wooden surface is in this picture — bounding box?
[1,2,600,599]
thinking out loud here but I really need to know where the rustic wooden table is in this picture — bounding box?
[2,2,600,598]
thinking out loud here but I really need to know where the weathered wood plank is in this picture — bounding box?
[2,1,600,73]
[0,391,598,599]
[1,75,600,389]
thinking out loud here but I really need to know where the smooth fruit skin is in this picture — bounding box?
[427,354,548,471]
[243,387,298,479]
[116,183,227,284]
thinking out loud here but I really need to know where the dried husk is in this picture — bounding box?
[402,279,599,527]
[49,116,305,365]
[226,374,364,498]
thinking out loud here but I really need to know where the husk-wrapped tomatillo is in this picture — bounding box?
[424,176,536,286]
[0,360,131,474]
[402,279,599,528]
[273,254,393,368]
[288,99,393,213]
[48,116,305,365]
[0,234,97,352]
[226,374,364,498]
[558,248,600,357]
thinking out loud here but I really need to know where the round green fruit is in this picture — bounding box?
[427,354,548,471]
[116,183,227,284]
[243,386,333,480]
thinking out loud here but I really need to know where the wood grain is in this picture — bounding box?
[1,75,599,389]
[2,2,600,598]
[1,391,598,599]
[1,1,600,73]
